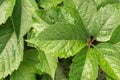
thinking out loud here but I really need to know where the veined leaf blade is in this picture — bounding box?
[95,43,120,79]
[12,0,38,39]
[0,0,15,25]
[10,49,42,80]
[69,47,98,80]
[39,0,63,9]
[37,49,58,80]
[88,4,120,42]
[0,28,24,79]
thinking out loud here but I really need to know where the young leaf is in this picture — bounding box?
[36,49,58,80]
[69,47,98,80]
[12,0,38,39]
[0,28,23,79]
[95,43,120,79]
[0,0,15,25]
[10,49,42,80]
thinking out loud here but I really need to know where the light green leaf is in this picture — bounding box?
[69,47,98,80]
[39,0,63,9]
[28,22,86,58]
[94,0,120,9]
[37,49,58,80]
[0,28,24,79]
[12,0,38,39]
[109,25,120,44]
[95,43,120,79]
[88,4,120,42]
[34,8,65,24]
[28,40,86,58]
[32,22,87,40]
[0,0,15,25]
[55,58,71,80]
[10,66,36,80]
[10,49,42,80]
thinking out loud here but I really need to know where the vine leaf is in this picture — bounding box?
[69,47,98,80]
[36,49,58,80]
[10,49,43,80]
[0,0,15,25]
[39,0,63,9]
[12,0,38,39]
[88,4,120,42]
[109,25,120,44]
[0,28,23,79]
[95,43,120,79]
[27,3,87,58]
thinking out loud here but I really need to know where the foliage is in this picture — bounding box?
[0,0,120,80]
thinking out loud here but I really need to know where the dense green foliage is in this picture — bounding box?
[0,0,120,80]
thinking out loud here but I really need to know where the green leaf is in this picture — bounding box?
[35,8,65,24]
[12,0,38,39]
[28,0,89,58]
[63,0,88,34]
[31,22,87,40]
[88,4,120,42]
[36,49,58,80]
[20,49,42,74]
[10,66,36,80]
[0,28,24,79]
[95,43,120,79]
[94,0,120,9]
[39,0,63,9]
[64,0,97,29]
[69,47,98,80]
[0,0,15,25]
[10,49,42,80]
[28,40,86,58]
[27,22,86,58]
[109,25,120,44]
